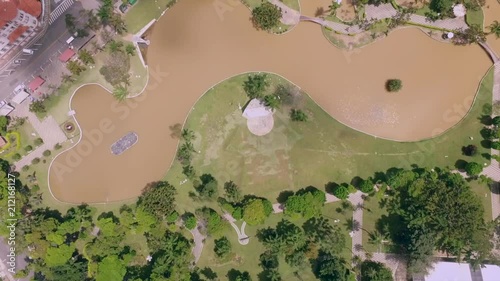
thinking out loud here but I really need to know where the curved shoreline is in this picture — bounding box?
[46,0,492,204]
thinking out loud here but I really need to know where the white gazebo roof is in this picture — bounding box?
[453,4,466,17]
[447,32,454,39]
[242,99,273,119]
[242,99,274,136]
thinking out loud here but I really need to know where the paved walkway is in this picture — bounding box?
[10,100,67,169]
[222,213,249,245]
[189,224,205,263]
[268,0,300,25]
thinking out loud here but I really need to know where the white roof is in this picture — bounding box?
[425,262,472,281]
[481,264,500,281]
[242,99,273,119]
[0,104,14,116]
[453,4,466,17]
[11,89,30,104]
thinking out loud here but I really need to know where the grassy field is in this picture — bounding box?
[165,69,493,212]
[196,201,353,280]
[0,121,38,162]
[124,0,177,34]
[466,8,485,29]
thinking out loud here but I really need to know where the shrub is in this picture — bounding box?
[493,116,500,127]
[332,185,349,200]
[184,213,197,230]
[54,143,62,150]
[232,207,243,220]
[21,165,29,171]
[42,150,51,157]
[34,138,43,146]
[214,236,232,258]
[31,157,40,165]
[492,142,500,150]
[290,109,308,122]
[465,161,483,176]
[462,144,478,156]
[12,153,21,161]
[166,211,179,223]
[359,179,375,194]
[386,79,402,92]
[24,145,33,152]
[221,203,234,214]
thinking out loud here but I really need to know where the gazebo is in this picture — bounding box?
[453,4,466,17]
[28,76,45,92]
[242,99,274,136]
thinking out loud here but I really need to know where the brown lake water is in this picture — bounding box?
[49,0,493,203]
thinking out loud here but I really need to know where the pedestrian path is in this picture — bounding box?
[11,100,67,169]
[349,191,365,261]
[49,0,75,25]
[222,213,249,245]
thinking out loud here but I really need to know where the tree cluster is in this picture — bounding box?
[284,187,326,219]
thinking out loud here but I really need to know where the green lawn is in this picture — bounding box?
[469,179,493,222]
[361,192,394,253]
[165,70,493,211]
[196,201,352,280]
[466,8,484,29]
[124,0,177,34]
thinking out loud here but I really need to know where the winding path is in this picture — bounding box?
[189,224,205,263]
[222,213,249,245]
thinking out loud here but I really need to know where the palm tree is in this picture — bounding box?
[181,129,196,142]
[108,40,123,53]
[61,74,74,83]
[78,49,95,65]
[267,269,282,281]
[489,20,500,38]
[112,85,128,101]
[368,230,386,252]
[125,44,136,56]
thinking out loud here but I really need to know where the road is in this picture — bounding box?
[0,238,29,281]
[0,0,84,102]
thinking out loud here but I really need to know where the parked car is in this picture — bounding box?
[119,4,129,13]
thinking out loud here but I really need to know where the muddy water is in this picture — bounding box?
[49,0,491,203]
[484,0,500,56]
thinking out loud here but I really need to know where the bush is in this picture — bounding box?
[359,179,375,194]
[465,161,483,176]
[54,143,62,150]
[232,207,243,220]
[184,213,197,230]
[386,79,402,92]
[34,138,43,146]
[251,2,282,31]
[12,153,21,161]
[462,144,478,156]
[21,165,29,171]
[214,236,232,258]
[243,198,273,225]
[221,203,234,214]
[493,116,500,127]
[290,109,308,122]
[31,157,40,165]
[492,142,500,150]
[166,211,179,223]
[42,150,51,157]
[24,145,33,152]
[332,185,349,200]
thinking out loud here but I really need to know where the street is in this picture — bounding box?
[0,238,29,281]
[0,0,84,102]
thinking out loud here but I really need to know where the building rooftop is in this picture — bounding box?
[59,48,75,62]
[28,76,44,92]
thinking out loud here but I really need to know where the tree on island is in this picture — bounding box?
[112,85,128,101]
[243,73,269,100]
[386,79,402,92]
[452,25,487,45]
[290,109,308,122]
[263,94,281,109]
[489,20,500,38]
[251,2,282,31]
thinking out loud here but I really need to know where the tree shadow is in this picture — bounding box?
[482,153,491,160]
[376,214,405,246]
[97,211,119,223]
[373,171,387,184]
[350,176,363,189]
[490,181,500,195]
[276,190,294,204]
[481,139,492,149]
[325,182,339,194]
[454,159,467,170]
[201,267,218,280]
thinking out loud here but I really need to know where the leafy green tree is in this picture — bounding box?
[109,13,127,34]
[453,25,487,45]
[303,217,346,254]
[493,116,500,126]
[47,261,87,281]
[182,164,196,180]
[45,244,75,267]
[284,188,326,219]
[125,43,136,56]
[214,236,232,258]
[331,185,349,200]
[290,109,308,121]
[112,85,129,101]
[96,255,126,281]
[360,260,393,281]
[65,14,76,32]
[228,269,252,281]
[78,49,95,65]
[0,116,8,134]
[263,94,280,109]
[462,144,478,156]
[489,20,500,38]
[184,212,197,230]
[224,181,242,203]
[243,74,269,99]
[138,181,177,219]
[67,61,86,76]
[243,198,273,225]
[491,142,500,150]
[430,0,453,13]
[166,210,179,223]
[313,252,349,281]
[147,231,192,280]
[360,178,375,193]
[196,174,219,199]
[386,79,402,92]
[29,100,46,113]
[108,40,124,53]
[465,161,483,176]
[251,2,282,31]
[197,208,227,236]
[407,229,436,275]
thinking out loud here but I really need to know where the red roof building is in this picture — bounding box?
[59,48,75,62]
[8,25,28,42]
[28,76,44,92]
[18,0,42,17]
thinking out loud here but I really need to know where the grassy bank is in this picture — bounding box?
[243,0,300,11]
[165,69,493,211]
[124,0,177,34]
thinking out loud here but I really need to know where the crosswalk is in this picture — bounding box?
[49,0,75,25]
